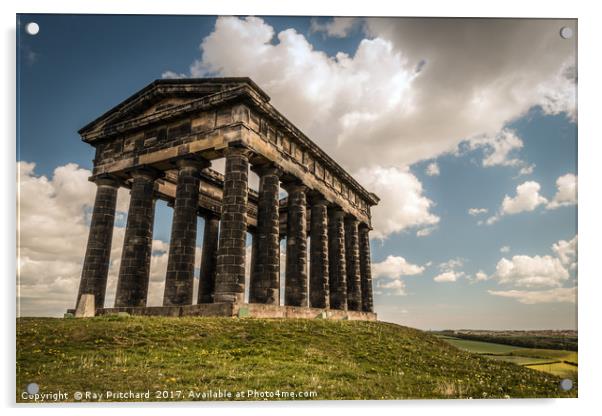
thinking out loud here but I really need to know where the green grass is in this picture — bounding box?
[16,317,575,402]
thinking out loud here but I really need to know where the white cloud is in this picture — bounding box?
[17,162,178,316]
[485,181,547,224]
[547,173,577,209]
[467,129,525,168]
[310,17,360,38]
[434,271,463,283]
[355,166,439,239]
[376,279,407,296]
[439,258,464,271]
[492,255,569,288]
[468,207,488,216]
[425,162,440,176]
[488,287,576,304]
[373,255,425,279]
[552,235,578,270]
[500,246,511,253]
[166,16,575,172]
[485,174,577,225]
[475,270,489,281]
[502,181,548,215]
[416,226,437,237]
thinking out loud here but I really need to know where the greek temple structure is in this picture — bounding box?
[72,78,379,320]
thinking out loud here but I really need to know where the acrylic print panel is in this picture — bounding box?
[16,14,577,402]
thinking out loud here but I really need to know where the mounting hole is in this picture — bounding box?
[26,382,39,394]
[560,26,573,39]
[560,378,573,391]
[25,22,39,36]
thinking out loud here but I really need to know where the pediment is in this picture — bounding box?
[78,78,270,141]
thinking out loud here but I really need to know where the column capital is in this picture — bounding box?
[174,156,210,171]
[328,205,346,219]
[91,174,122,188]
[127,165,163,181]
[224,144,253,158]
[307,191,329,207]
[281,179,307,194]
[358,222,372,231]
[344,215,360,225]
[250,161,282,177]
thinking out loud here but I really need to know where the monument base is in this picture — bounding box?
[66,303,377,321]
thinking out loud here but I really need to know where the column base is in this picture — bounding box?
[66,303,377,321]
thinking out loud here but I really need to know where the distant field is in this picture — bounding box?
[438,337,519,355]
[437,336,578,380]
[526,362,578,379]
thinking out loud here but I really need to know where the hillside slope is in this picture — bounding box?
[16,316,576,401]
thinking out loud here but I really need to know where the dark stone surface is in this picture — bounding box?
[345,217,362,311]
[163,158,207,306]
[214,147,250,303]
[114,168,159,307]
[76,176,119,309]
[197,214,220,303]
[359,224,374,313]
[249,164,281,304]
[309,195,329,309]
[283,182,308,307]
[328,207,347,310]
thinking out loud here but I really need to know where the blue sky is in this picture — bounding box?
[17,14,577,329]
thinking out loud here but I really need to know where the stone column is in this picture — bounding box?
[163,158,207,306]
[328,207,347,310]
[213,146,250,304]
[197,214,220,303]
[309,194,329,309]
[283,181,308,307]
[115,168,159,307]
[76,176,119,310]
[249,164,281,304]
[345,216,362,311]
[359,224,374,313]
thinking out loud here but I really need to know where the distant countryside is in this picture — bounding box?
[433,330,578,379]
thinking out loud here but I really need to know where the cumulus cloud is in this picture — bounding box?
[373,255,425,279]
[552,235,578,270]
[467,129,525,168]
[310,17,360,38]
[492,255,569,288]
[376,279,407,296]
[434,271,463,283]
[502,181,548,215]
[355,166,439,239]
[547,173,577,209]
[484,181,548,224]
[475,270,489,281]
[425,162,440,176]
[168,16,575,171]
[416,226,437,237]
[468,207,488,216]
[484,174,577,225]
[438,258,464,271]
[162,16,575,238]
[17,162,180,316]
[488,287,576,304]
[500,246,511,253]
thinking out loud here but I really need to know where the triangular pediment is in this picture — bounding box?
[79,78,270,140]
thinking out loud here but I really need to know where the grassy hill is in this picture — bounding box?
[16,316,576,401]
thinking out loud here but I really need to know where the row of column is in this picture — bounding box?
[76,146,374,313]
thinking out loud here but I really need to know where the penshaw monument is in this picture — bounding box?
[71,78,380,320]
